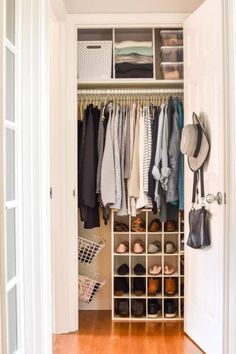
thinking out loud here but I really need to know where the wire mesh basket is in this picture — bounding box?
[78,234,105,264]
[79,269,106,303]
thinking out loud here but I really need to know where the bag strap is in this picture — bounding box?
[192,166,205,206]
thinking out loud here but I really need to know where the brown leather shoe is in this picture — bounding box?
[148,219,162,232]
[148,278,161,295]
[164,220,177,232]
[131,218,146,232]
[165,278,177,296]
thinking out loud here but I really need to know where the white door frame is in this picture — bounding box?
[52,4,236,350]
[222,0,236,353]
[0,0,235,352]
[0,0,52,353]
[0,0,7,352]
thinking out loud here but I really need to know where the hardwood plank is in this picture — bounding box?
[53,311,204,354]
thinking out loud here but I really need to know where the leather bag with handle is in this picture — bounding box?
[187,166,211,249]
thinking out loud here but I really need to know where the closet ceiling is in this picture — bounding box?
[63,0,205,14]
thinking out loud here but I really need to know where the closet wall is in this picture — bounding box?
[77,25,184,315]
[78,214,112,310]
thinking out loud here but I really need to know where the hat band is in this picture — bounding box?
[193,124,202,158]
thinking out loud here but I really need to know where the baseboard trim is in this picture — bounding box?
[79,299,111,311]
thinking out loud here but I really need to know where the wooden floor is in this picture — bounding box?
[53,311,204,354]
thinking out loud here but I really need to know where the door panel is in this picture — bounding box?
[5,128,15,201]
[184,0,225,353]
[7,286,18,354]
[6,208,16,281]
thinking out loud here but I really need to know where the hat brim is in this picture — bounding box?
[188,114,210,172]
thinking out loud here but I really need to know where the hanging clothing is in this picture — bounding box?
[167,97,181,203]
[143,105,153,208]
[118,107,128,215]
[79,105,100,229]
[78,94,184,228]
[178,100,184,210]
[101,103,116,208]
[152,104,166,208]
[96,104,107,194]
[148,106,160,214]
[127,103,136,215]
[136,107,146,210]
[112,104,122,210]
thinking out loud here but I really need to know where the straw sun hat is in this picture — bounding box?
[180,113,210,171]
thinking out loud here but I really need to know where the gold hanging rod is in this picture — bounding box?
[77,88,183,96]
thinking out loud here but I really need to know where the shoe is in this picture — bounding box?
[164,265,176,275]
[164,220,177,232]
[114,221,129,232]
[148,278,161,295]
[117,264,129,275]
[116,241,129,254]
[181,282,184,296]
[148,219,162,232]
[180,256,184,275]
[180,237,184,252]
[148,300,161,318]
[148,241,161,254]
[165,299,177,318]
[118,299,129,317]
[133,277,146,296]
[132,299,145,317]
[133,240,145,254]
[148,265,162,275]
[133,263,146,275]
[131,218,145,232]
[114,277,129,296]
[164,241,177,254]
[165,277,177,296]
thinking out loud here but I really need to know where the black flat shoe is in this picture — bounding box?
[133,263,146,275]
[117,264,129,275]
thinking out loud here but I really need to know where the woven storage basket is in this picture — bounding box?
[78,234,105,264]
[78,41,112,80]
[79,270,105,303]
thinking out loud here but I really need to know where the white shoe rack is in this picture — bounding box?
[111,209,184,321]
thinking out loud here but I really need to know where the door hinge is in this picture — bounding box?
[73,189,75,197]
[224,192,227,204]
[50,187,53,199]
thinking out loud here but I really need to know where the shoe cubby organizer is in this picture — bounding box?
[78,234,106,303]
[111,209,184,321]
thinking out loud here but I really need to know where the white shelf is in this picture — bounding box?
[113,232,129,235]
[111,209,185,322]
[112,316,183,322]
[163,273,179,277]
[77,79,184,88]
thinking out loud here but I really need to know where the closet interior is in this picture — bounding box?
[77,26,184,321]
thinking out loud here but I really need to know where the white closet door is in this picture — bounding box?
[184,0,225,353]
[3,0,24,353]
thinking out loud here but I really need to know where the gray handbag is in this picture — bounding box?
[187,167,211,249]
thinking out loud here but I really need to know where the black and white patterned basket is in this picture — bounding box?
[77,41,112,80]
[78,234,105,264]
[79,270,106,303]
